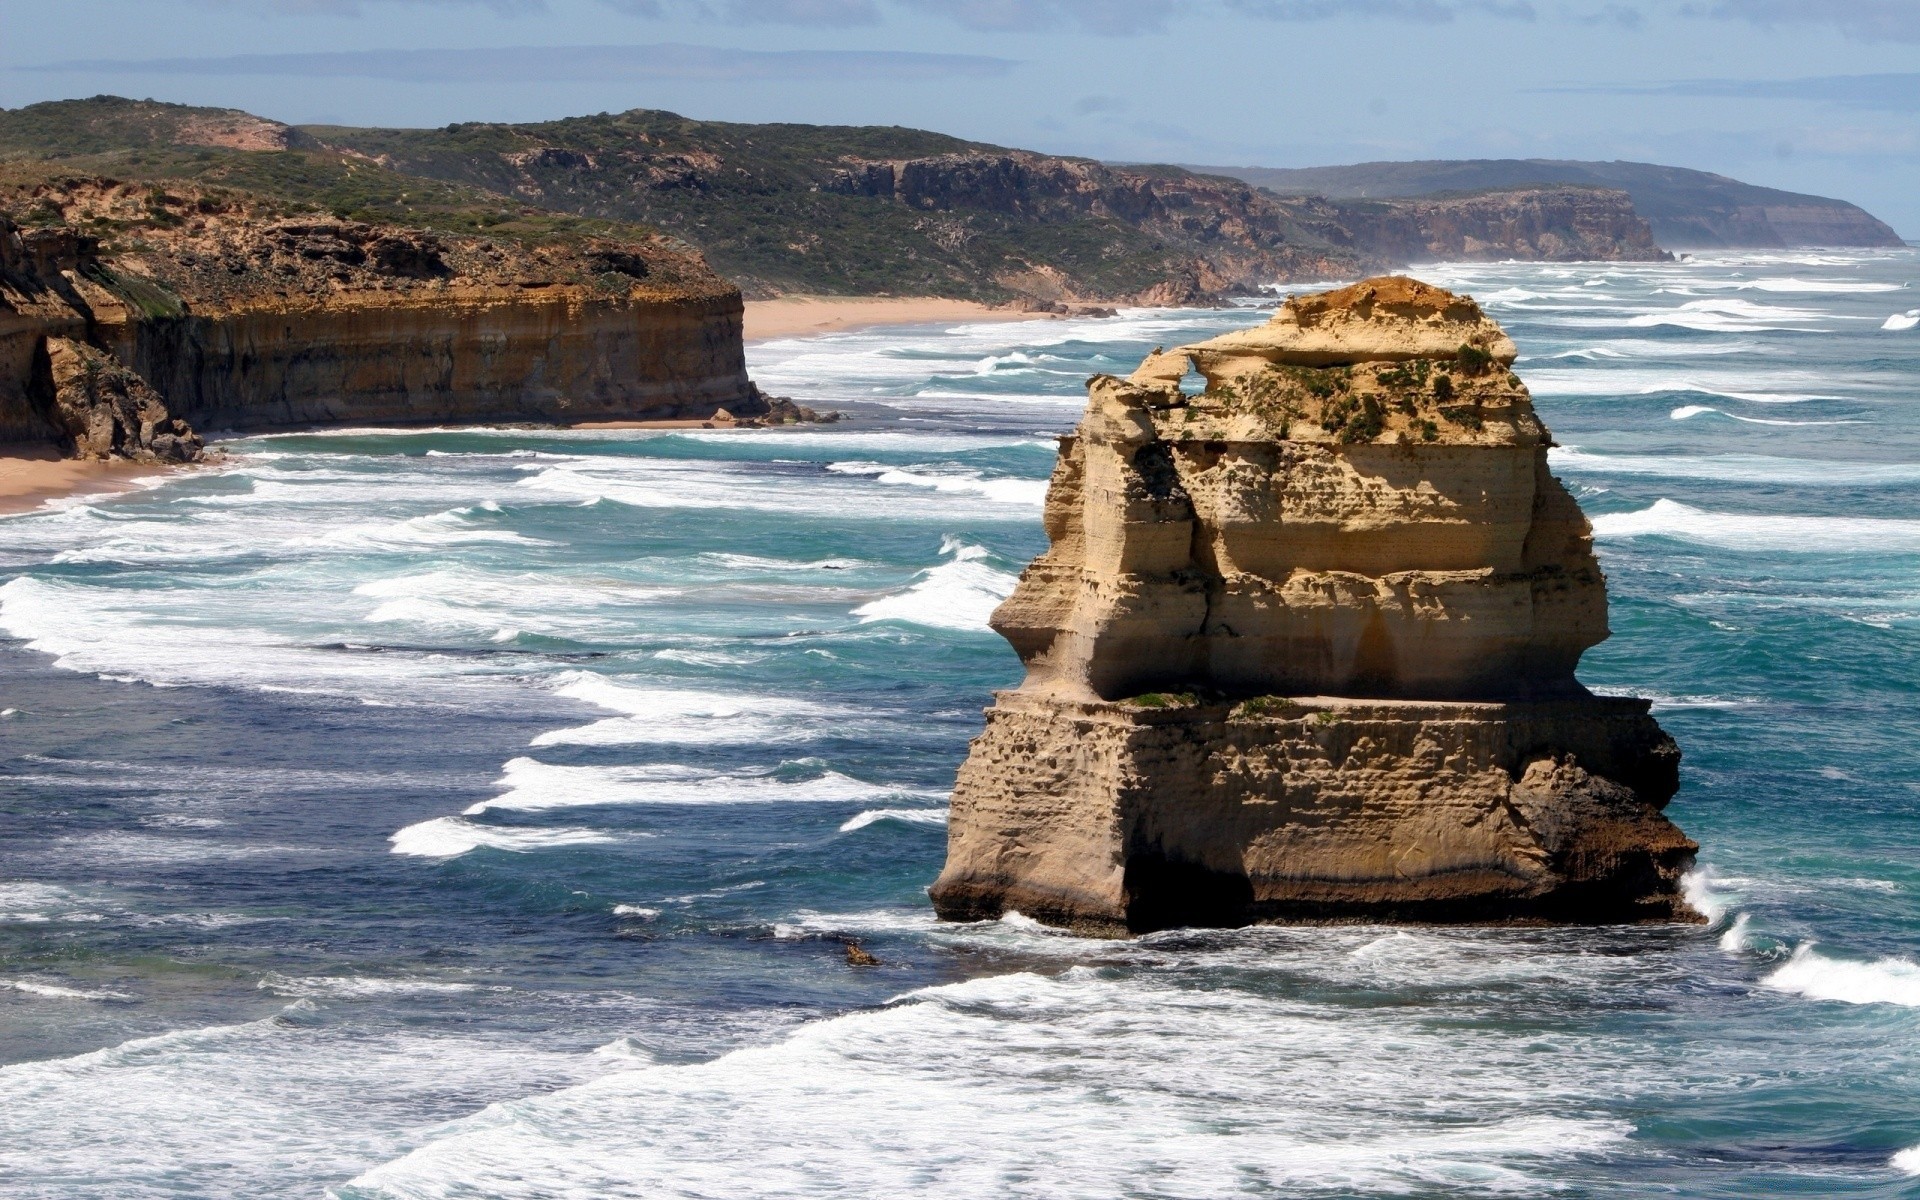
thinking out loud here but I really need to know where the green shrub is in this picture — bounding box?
[1128,691,1197,709]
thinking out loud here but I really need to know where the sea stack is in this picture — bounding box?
[931,276,1698,934]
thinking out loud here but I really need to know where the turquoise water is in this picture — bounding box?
[2,251,1918,1197]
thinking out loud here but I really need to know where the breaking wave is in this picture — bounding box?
[1763,944,1920,1007]
[851,539,1017,631]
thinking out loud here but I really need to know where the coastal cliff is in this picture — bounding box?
[1279,187,1670,263]
[1,100,1693,310]
[1,177,753,456]
[931,276,1698,933]
[1207,158,1904,250]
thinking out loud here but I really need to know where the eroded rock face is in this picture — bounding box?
[1,180,755,451]
[46,337,203,463]
[930,275,1698,934]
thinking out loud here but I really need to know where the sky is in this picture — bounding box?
[1,0,1916,235]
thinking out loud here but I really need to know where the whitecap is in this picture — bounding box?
[1763,943,1920,1007]
[1884,309,1920,331]
[1622,297,1831,332]
[530,672,847,748]
[825,461,1046,506]
[256,973,486,998]
[838,808,950,832]
[1591,499,1920,554]
[1667,406,1855,426]
[1681,868,1744,926]
[2,978,135,1002]
[1894,1144,1920,1176]
[852,540,1017,632]
[466,757,933,814]
[1550,448,1920,486]
[388,817,617,859]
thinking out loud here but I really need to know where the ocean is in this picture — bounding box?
[2,250,1918,1198]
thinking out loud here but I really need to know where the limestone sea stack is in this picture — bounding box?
[930,276,1698,934]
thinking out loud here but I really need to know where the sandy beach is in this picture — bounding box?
[0,446,163,516]
[743,296,1041,341]
[0,301,1040,511]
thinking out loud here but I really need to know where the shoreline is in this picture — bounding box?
[0,447,166,516]
[743,295,1046,341]
[1,298,1052,513]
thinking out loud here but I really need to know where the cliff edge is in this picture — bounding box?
[930,276,1698,934]
[2,177,758,458]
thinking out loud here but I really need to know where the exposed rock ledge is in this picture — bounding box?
[931,276,1698,934]
[1,179,766,459]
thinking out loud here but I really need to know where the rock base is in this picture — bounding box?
[930,692,1699,935]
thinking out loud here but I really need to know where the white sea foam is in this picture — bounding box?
[303,508,550,553]
[825,461,1047,506]
[611,905,661,919]
[1894,1144,1920,1176]
[852,540,1017,631]
[256,973,487,999]
[1550,448,1920,486]
[1682,277,1905,294]
[530,672,847,748]
[347,967,1636,1200]
[0,1004,617,1197]
[1523,365,1843,403]
[1681,868,1744,926]
[1718,914,1753,954]
[1763,943,1920,1007]
[1667,405,1856,426]
[388,817,618,859]
[466,756,930,814]
[1621,298,1832,332]
[1881,309,1919,331]
[1537,338,1758,361]
[2,978,135,1002]
[514,454,1038,522]
[0,881,105,924]
[838,807,950,832]
[1591,499,1920,553]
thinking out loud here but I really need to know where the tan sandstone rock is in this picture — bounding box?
[930,276,1698,934]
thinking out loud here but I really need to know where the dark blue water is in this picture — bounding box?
[3,253,1918,1198]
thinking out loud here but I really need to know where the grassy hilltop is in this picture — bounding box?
[0,97,1365,303]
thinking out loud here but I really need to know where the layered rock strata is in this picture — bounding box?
[931,276,1698,934]
[1,180,756,455]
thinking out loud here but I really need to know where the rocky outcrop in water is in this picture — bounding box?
[1,179,756,453]
[931,276,1698,934]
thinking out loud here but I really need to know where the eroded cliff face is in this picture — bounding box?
[1279,187,1670,264]
[1,179,753,455]
[931,276,1698,934]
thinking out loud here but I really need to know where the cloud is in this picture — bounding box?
[1225,0,1533,20]
[31,42,1015,83]
[603,0,881,23]
[1690,0,1920,43]
[895,0,1181,34]
[213,0,547,12]
[1555,73,1920,112]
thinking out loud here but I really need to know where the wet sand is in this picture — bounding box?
[0,446,164,515]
